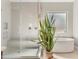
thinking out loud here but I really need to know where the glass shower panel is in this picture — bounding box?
[3,2,41,59]
[3,3,21,59]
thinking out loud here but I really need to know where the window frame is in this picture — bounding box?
[47,11,68,36]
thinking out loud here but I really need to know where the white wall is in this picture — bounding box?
[1,0,11,46]
[73,0,78,48]
[11,2,73,40]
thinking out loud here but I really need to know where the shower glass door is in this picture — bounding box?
[3,2,41,59]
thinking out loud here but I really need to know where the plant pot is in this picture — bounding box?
[43,50,54,59]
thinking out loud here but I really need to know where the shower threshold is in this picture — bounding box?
[3,47,41,59]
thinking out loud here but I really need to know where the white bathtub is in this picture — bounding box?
[53,38,74,53]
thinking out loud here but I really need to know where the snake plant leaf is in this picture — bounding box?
[45,15,51,27]
[50,15,54,24]
[52,19,55,25]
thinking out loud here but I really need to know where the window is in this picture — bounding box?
[48,11,67,33]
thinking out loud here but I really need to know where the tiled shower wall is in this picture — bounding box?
[10,2,73,40]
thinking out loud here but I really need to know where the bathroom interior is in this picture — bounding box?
[1,0,78,59]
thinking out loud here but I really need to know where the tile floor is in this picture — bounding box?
[53,50,78,59]
[3,49,78,59]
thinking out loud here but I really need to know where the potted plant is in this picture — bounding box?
[39,15,56,59]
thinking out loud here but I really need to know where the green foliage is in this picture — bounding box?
[39,15,56,52]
